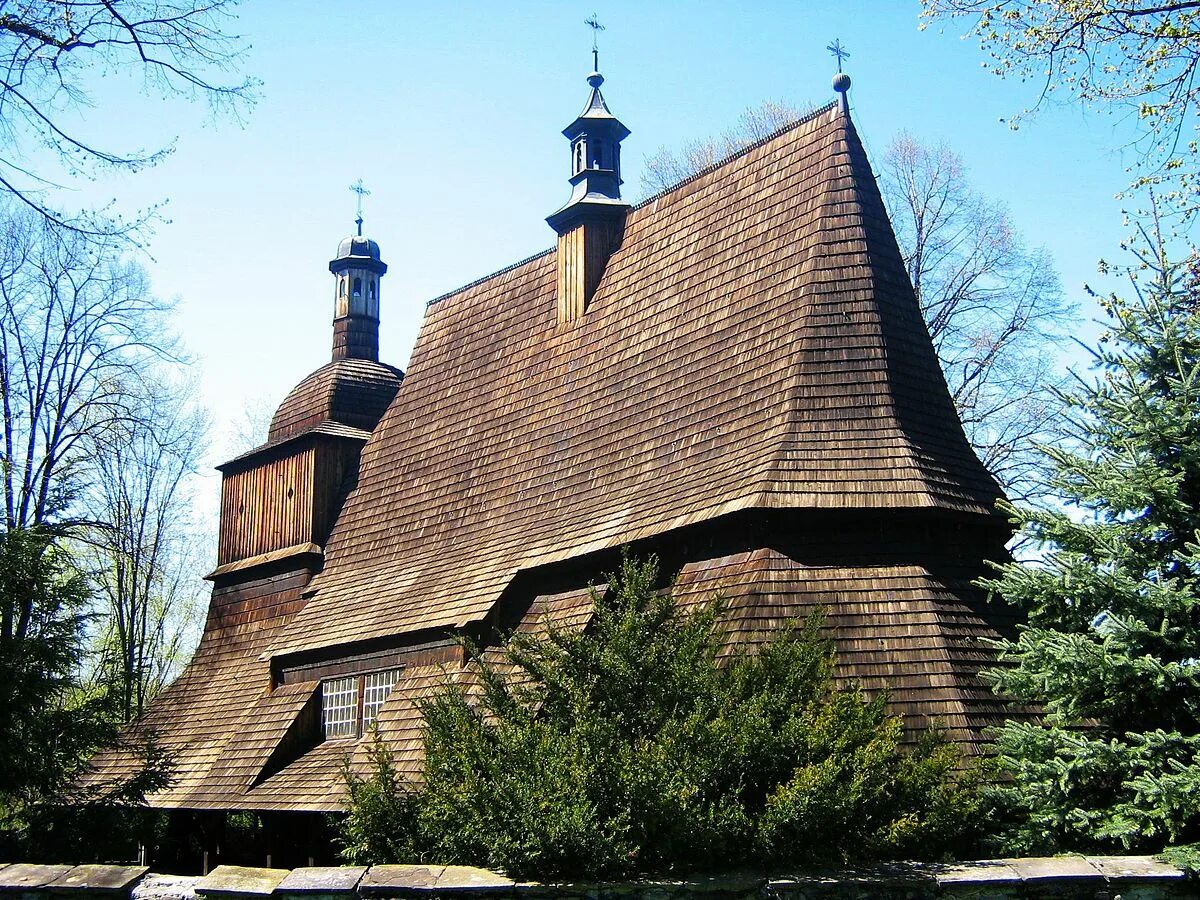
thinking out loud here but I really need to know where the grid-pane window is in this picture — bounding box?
[362,669,402,729]
[322,676,359,739]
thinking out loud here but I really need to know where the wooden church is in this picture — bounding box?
[87,64,1016,861]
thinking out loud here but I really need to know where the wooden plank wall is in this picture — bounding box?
[556,219,621,324]
[312,444,357,548]
[556,227,584,323]
[218,448,316,565]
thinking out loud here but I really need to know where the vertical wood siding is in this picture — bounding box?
[556,227,583,322]
[557,219,622,323]
[219,448,316,565]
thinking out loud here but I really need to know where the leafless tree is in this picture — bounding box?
[882,134,1072,501]
[0,0,257,235]
[641,101,814,195]
[224,393,275,457]
[0,202,180,644]
[641,109,1074,502]
[82,380,206,721]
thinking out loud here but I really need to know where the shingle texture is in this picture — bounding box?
[273,102,1001,658]
[268,358,402,443]
[82,571,312,809]
[85,102,1016,812]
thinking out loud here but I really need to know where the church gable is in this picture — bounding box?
[274,100,1002,662]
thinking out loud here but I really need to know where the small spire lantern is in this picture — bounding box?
[547,30,631,323]
[547,65,631,231]
[329,180,388,362]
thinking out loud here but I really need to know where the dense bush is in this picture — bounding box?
[341,554,978,879]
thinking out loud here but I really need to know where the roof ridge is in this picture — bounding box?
[427,246,554,308]
[632,100,839,211]
[425,101,838,311]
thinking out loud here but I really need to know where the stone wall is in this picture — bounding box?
[0,857,1191,900]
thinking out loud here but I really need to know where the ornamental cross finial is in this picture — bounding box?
[827,38,850,73]
[585,13,605,71]
[350,178,371,236]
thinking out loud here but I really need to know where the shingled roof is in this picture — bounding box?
[271,100,1001,660]
[267,357,402,443]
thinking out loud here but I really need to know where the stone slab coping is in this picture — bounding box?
[1088,855,1187,881]
[360,866,443,894]
[927,860,1022,885]
[0,864,76,891]
[764,857,1189,890]
[771,862,931,885]
[360,866,514,894]
[49,867,149,894]
[511,876,773,897]
[0,855,1190,896]
[196,867,290,898]
[629,873,771,894]
[276,868,366,895]
[130,874,199,900]
[431,868,514,893]
[1001,856,1101,882]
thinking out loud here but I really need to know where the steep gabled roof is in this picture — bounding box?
[271,102,1001,658]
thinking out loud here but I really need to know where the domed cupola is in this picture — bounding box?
[329,209,388,362]
[267,357,401,443]
[267,206,402,443]
[210,194,403,584]
[335,235,383,262]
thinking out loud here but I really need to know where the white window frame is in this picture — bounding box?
[320,668,402,739]
[362,669,402,730]
[321,675,359,739]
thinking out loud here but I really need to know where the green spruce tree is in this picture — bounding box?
[985,217,1200,854]
[0,525,173,859]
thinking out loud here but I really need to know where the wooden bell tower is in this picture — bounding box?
[546,58,630,323]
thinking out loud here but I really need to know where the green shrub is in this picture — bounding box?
[0,525,173,861]
[341,554,978,878]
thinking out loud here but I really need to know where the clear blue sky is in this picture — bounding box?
[49,1,1143,511]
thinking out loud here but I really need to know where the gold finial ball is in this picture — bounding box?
[832,72,851,94]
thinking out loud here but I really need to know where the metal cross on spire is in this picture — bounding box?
[350,179,370,236]
[585,13,605,72]
[827,38,850,73]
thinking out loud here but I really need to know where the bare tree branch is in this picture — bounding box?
[0,0,257,239]
[80,379,207,721]
[640,100,815,197]
[0,201,187,644]
[882,133,1076,501]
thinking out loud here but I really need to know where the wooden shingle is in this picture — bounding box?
[276,103,1002,658]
